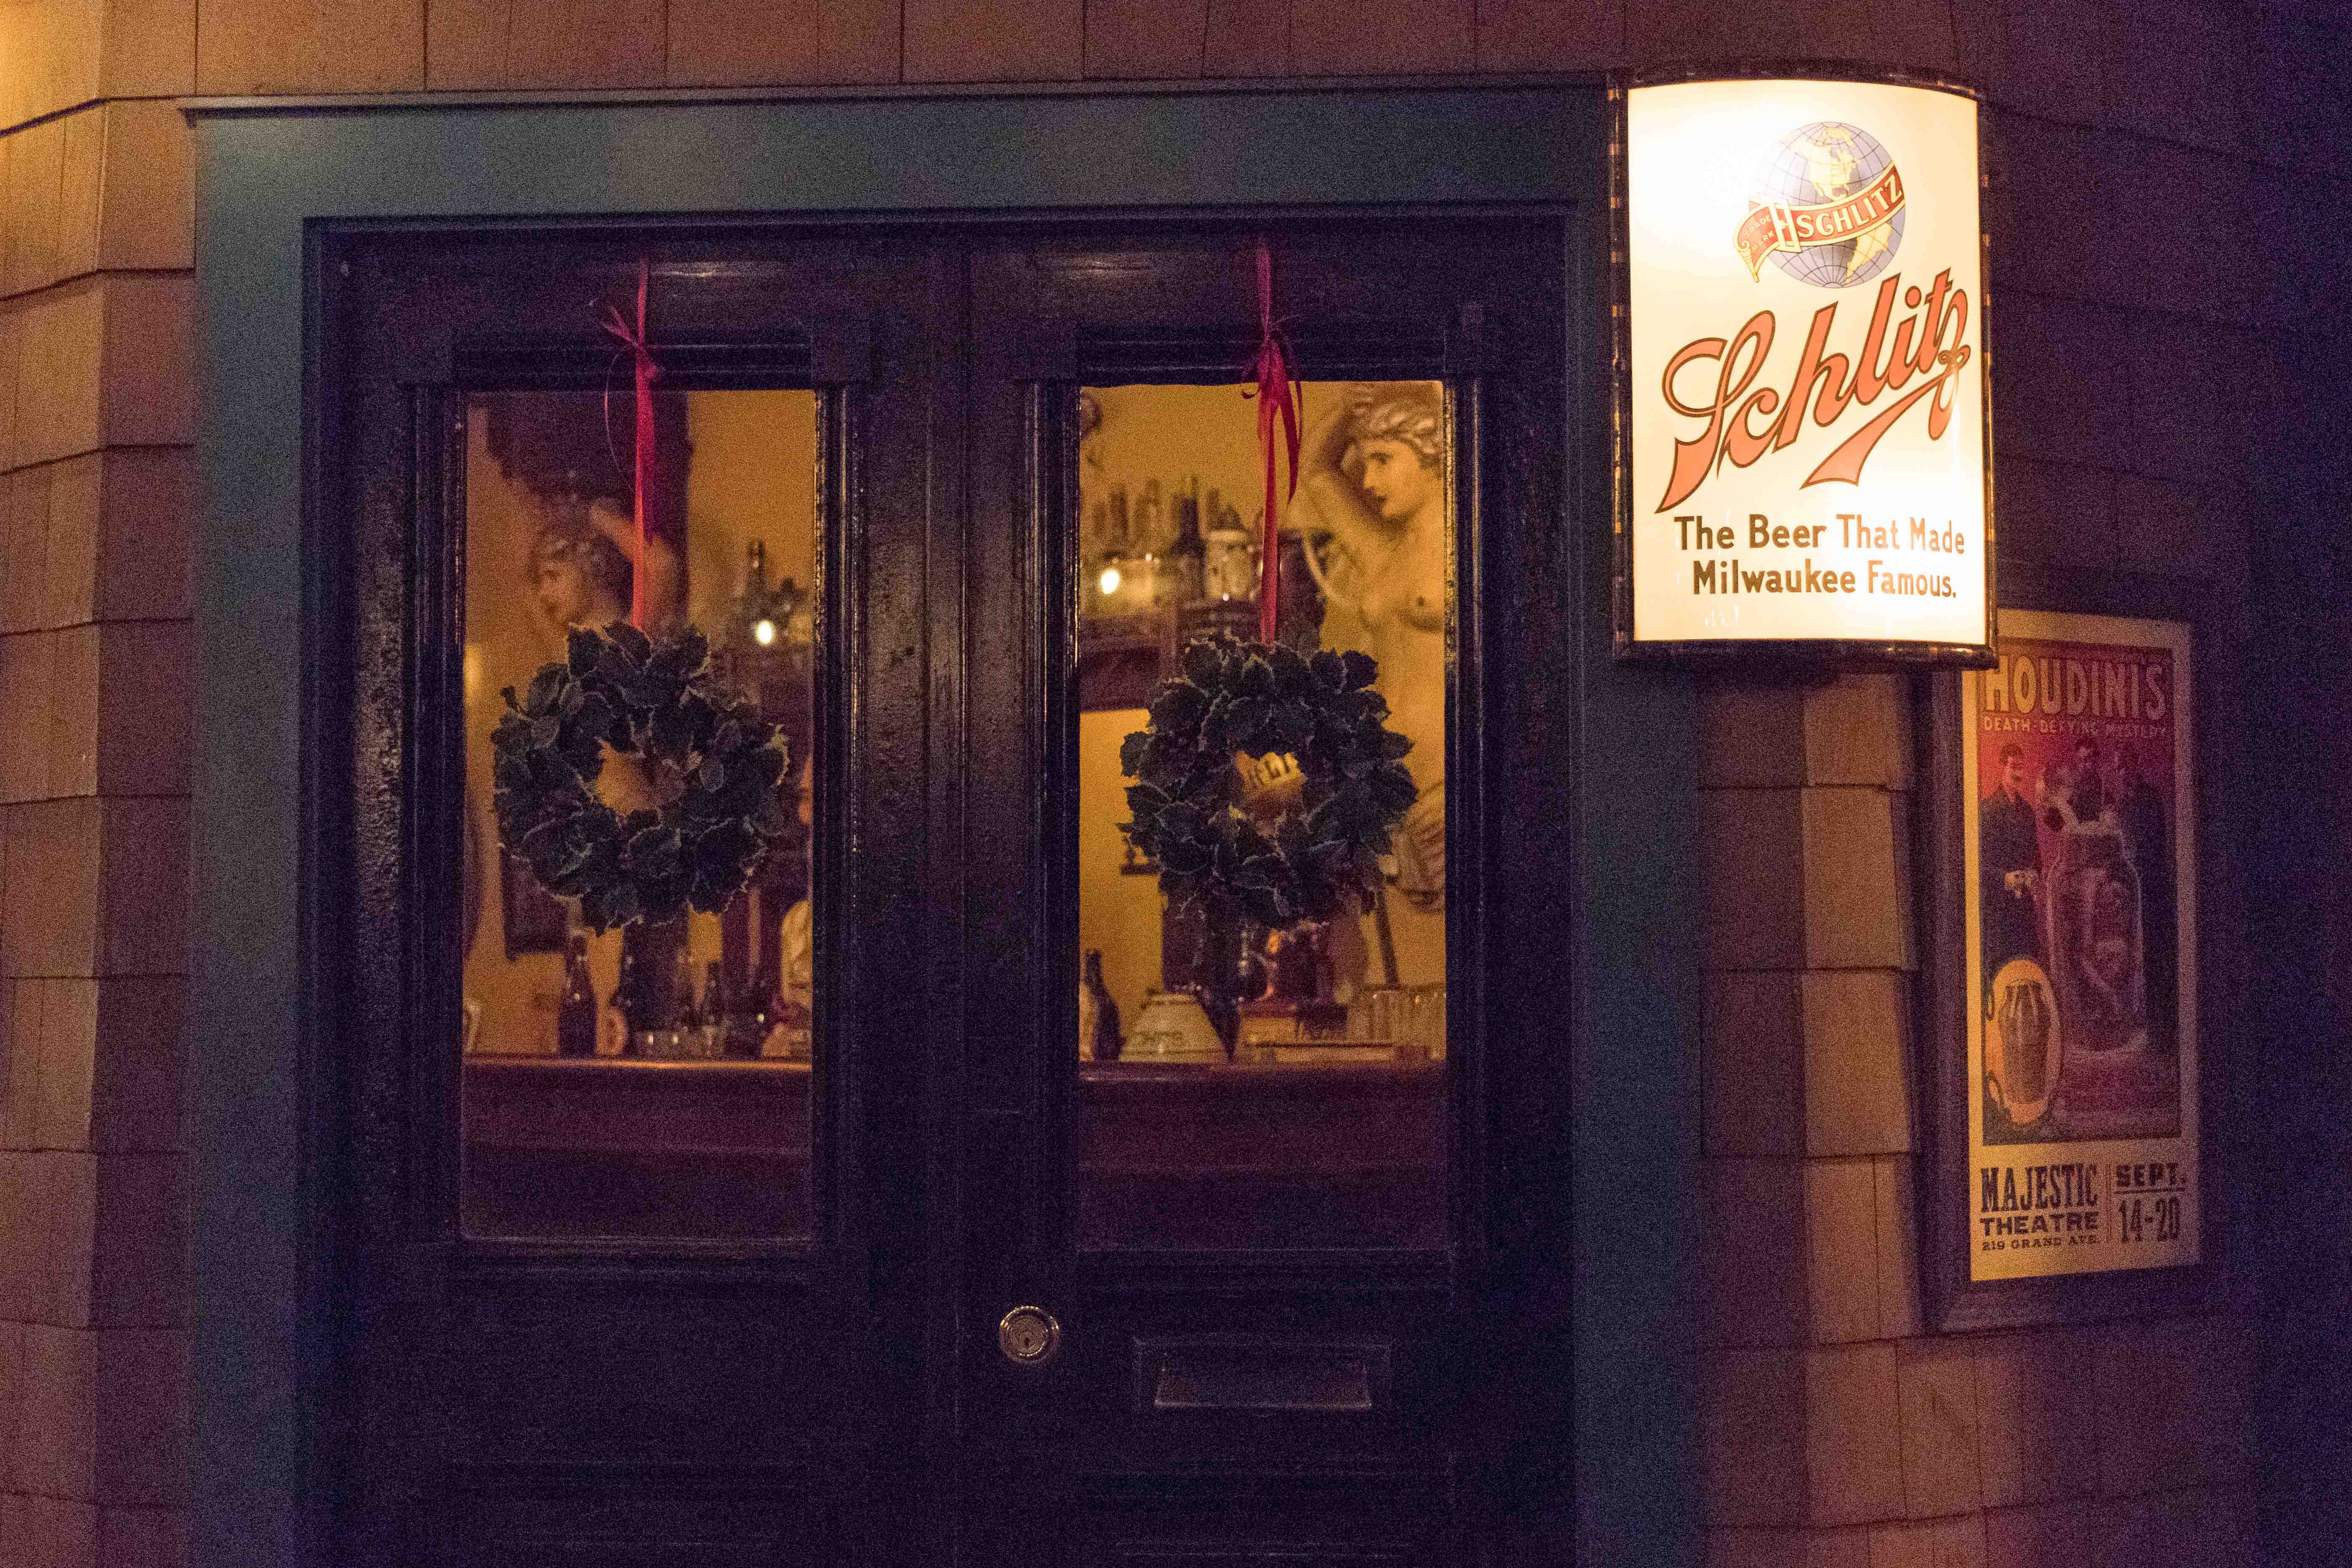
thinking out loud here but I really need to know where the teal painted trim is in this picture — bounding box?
[1561,200,1704,1566]
[189,85,1694,1568]
[194,89,1595,218]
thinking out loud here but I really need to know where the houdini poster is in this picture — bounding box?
[1965,610,2198,1280]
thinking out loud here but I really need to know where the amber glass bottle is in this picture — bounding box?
[1083,948,1122,1062]
[555,933,598,1057]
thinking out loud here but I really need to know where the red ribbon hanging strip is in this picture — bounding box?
[601,260,661,629]
[1249,239,1302,645]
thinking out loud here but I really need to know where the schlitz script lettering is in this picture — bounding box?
[1654,269,1973,514]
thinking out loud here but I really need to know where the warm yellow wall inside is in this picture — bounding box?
[682,390,820,607]
[1075,382,1446,1034]
[459,389,819,1052]
[1077,706,1164,1031]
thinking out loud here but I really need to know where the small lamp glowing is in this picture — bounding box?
[1098,565,1123,598]
[752,618,778,647]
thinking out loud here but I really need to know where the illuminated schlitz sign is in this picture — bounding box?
[1656,267,1976,514]
[1621,76,1988,655]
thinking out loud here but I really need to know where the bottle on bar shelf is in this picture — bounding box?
[724,959,769,1060]
[1084,948,1121,1062]
[748,953,782,1058]
[669,942,700,1059]
[556,932,598,1058]
[1168,478,1206,603]
[698,961,729,1060]
[610,942,640,1057]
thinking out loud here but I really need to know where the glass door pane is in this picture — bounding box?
[457,387,821,1242]
[1073,379,1451,1251]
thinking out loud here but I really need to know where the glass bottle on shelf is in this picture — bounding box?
[724,958,768,1060]
[697,961,729,1060]
[610,942,640,1057]
[1079,953,1097,1061]
[1083,948,1122,1062]
[748,954,781,1058]
[734,539,771,644]
[556,932,598,1057]
[1135,478,1165,560]
[667,942,698,1059]
[1168,479,1206,603]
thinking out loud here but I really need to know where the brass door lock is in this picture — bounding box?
[997,1305,1062,1368]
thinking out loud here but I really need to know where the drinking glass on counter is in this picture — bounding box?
[1405,983,1446,1061]
[1342,983,1444,1060]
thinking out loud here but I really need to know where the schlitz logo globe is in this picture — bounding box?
[1734,122,1906,288]
[1652,118,1969,515]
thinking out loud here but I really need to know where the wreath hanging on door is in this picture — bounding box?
[490,266,791,934]
[1119,633,1415,930]
[1116,242,1415,933]
[493,622,792,933]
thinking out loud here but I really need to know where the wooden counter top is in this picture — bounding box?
[1073,1060,1449,1250]
[461,1054,814,1241]
[464,1054,812,1155]
[1074,1061,1446,1173]
[458,1054,1448,1249]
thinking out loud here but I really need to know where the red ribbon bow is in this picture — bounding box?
[1249,239,1302,644]
[601,260,660,629]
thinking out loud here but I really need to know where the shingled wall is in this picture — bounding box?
[0,3,2342,1563]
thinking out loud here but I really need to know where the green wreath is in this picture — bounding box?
[492,622,791,934]
[1119,634,1417,930]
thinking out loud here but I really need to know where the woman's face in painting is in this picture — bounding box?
[533,546,596,629]
[532,530,626,631]
[1357,437,1438,523]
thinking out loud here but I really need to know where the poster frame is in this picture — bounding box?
[1918,572,2237,1332]
[1608,62,1999,670]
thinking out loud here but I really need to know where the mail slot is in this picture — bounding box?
[1135,1337,1392,1414]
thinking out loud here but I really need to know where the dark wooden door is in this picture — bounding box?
[325,215,1574,1565]
[326,229,955,1566]
[956,220,1574,1566]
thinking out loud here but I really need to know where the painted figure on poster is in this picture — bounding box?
[1978,742,2043,980]
[2120,744,2177,1049]
[2043,736,2109,831]
[1976,642,2182,1145]
[2037,737,2145,1057]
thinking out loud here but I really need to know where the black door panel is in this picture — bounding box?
[326,215,1573,1566]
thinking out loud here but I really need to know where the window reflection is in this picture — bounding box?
[1074,382,1450,1252]
[458,389,819,1243]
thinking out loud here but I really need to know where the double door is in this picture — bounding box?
[325,213,1576,1565]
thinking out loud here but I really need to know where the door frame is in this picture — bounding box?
[187,82,1698,1567]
